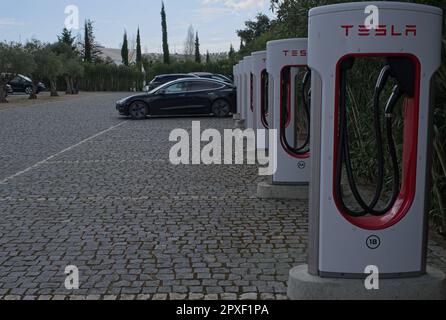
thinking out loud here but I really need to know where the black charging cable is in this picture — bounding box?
[280,68,312,155]
[299,69,312,151]
[261,70,269,128]
[335,58,414,217]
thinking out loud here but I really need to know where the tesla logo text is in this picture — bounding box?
[341,25,417,37]
[282,49,307,57]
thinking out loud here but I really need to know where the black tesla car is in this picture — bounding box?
[116,78,236,120]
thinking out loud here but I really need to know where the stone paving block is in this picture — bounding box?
[152,294,168,300]
[240,293,258,300]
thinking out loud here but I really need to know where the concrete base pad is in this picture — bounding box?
[234,119,245,129]
[233,113,242,121]
[288,264,446,300]
[257,182,308,200]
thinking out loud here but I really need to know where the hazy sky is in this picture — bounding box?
[0,0,275,53]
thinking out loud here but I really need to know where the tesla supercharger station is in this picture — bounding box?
[236,63,244,123]
[304,2,443,282]
[266,38,311,190]
[233,63,241,121]
[244,56,254,130]
[251,51,269,150]
[236,58,248,128]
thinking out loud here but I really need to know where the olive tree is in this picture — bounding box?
[50,42,83,95]
[41,49,64,96]
[24,40,47,99]
[0,42,35,103]
[63,59,84,94]
[31,45,64,97]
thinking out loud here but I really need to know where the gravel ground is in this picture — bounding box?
[0,92,444,300]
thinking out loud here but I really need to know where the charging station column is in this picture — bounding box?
[244,56,254,130]
[257,39,311,200]
[307,2,443,278]
[267,38,310,185]
[240,58,248,126]
[251,51,268,149]
[233,64,241,121]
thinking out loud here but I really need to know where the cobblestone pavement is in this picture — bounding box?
[0,93,445,300]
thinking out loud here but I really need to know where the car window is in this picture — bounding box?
[187,81,223,91]
[212,75,231,83]
[21,75,32,82]
[211,76,224,82]
[164,82,188,93]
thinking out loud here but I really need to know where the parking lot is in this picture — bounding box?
[0,92,445,300]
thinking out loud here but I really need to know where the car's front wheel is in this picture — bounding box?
[129,101,147,120]
[212,99,231,118]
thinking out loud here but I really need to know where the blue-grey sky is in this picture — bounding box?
[0,0,274,53]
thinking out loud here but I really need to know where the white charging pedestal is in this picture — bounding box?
[245,56,254,131]
[251,51,268,151]
[288,2,445,300]
[235,59,247,129]
[257,38,310,200]
[243,56,256,161]
[233,63,242,121]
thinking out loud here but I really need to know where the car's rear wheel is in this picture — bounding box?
[24,86,33,95]
[129,101,147,120]
[212,99,231,118]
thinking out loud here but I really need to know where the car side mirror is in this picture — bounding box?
[143,85,150,92]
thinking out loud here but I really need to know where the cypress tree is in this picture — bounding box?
[84,21,92,62]
[195,32,201,63]
[83,20,101,63]
[136,28,142,70]
[121,31,129,66]
[161,2,170,64]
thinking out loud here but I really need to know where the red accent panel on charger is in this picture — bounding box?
[279,65,310,159]
[332,53,420,231]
